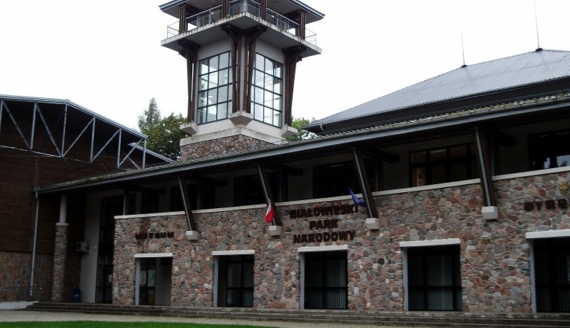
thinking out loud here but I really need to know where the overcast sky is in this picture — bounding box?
[1,0,570,130]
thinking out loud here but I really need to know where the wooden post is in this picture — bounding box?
[352,147,379,218]
[474,126,497,207]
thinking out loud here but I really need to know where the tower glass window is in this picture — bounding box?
[198,52,232,124]
[251,53,282,127]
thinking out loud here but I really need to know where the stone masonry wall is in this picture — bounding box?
[179,135,274,162]
[0,251,52,301]
[113,170,570,313]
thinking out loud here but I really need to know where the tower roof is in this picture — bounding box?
[307,49,570,133]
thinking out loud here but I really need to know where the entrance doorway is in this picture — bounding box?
[405,245,462,311]
[135,256,172,306]
[533,237,570,312]
[302,250,347,309]
[215,254,254,307]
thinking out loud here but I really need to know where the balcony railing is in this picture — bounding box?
[165,0,317,46]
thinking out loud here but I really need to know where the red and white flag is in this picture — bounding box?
[265,203,275,223]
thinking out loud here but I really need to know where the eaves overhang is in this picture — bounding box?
[36,92,570,195]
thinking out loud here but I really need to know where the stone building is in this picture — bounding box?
[35,0,570,314]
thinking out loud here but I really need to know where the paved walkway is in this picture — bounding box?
[0,310,401,327]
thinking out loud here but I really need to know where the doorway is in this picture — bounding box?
[135,256,172,306]
[215,254,254,307]
[533,237,570,312]
[302,250,347,309]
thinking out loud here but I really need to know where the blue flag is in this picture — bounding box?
[349,188,367,208]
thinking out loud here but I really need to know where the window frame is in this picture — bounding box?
[251,53,283,127]
[197,52,232,124]
[409,143,476,187]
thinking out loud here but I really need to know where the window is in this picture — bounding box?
[313,160,374,199]
[170,183,216,211]
[198,52,232,124]
[406,245,462,311]
[251,53,282,126]
[303,251,347,309]
[529,129,570,170]
[533,237,570,312]
[234,173,280,206]
[409,144,476,187]
[216,255,254,307]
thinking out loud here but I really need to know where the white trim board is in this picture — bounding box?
[298,245,349,253]
[526,229,570,239]
[134,253,173,258]
[212,250,255,256]
[399,238,461,248]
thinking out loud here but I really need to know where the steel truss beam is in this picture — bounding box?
[2,102,32,149]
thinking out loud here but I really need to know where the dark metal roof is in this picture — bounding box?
[307,49,570,130]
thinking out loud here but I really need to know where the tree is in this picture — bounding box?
[138,98,161,133]
[138,99,187,161]
[287,117,317,142]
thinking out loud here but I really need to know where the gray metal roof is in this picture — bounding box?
[308,49,570,129]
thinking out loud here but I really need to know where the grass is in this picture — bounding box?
[0,323,274,328]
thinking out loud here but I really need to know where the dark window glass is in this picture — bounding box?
[409,144,476,187]
[217,255,254,307]
[170,183,216,211]
[407,245,462,311]
[313,160,374,198]
[528,130,570,170]
[234,173,279,206]
[533,237,570,312]
[304,251,347,309]
[141,192,160,214]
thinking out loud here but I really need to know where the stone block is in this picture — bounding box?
[269,225,282,236]
[186,230,200,241]
[365,218,380,230]
[482,206,498,220]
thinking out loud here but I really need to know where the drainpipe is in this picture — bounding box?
[29,190,40,301]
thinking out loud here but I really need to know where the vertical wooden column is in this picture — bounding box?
[178,5,188,33]
[282,46,305,126]
[259,0,267,20]
[221,24,242,113]
[243,26,267,113]
[179,40,200,123]
[298,10,306,39]
[222,0,229,17]
[352,148,379,218]
[474,126,497,207]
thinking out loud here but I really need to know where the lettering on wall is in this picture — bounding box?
[290,204,357,219]
[291,207,357,244]
[523,199,568,211]
[135,231,175,240]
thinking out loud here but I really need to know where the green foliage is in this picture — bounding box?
[287,117,317,142]
[138,98,161,132]
[138,99,187,161]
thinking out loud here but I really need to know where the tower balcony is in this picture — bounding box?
[161,0,322,58]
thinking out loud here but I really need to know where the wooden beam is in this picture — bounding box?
[222,0,229,17]
[221,24,242,113]
[178,176,198,231]
[178,40,200,123]
[257,163,282,226]
[282,46,305,126]
[243,26,267,114]
[351,148,379,218]
[474,126,496,207]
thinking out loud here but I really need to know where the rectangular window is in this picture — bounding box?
[409,144,476,187]
[251,54,282,127]
[533,237,570,312]
[406,245,462,311]
[216,255,254,307]
[197,52,232,124]
[303,251,347,309]
[170,183,216,211]
[528,129,570,170]
[234,173,280,206]
[313,160,375,198]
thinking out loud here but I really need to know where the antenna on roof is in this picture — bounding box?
[460,24,467,68]
[534,0,542,51]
